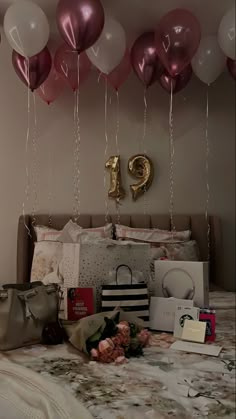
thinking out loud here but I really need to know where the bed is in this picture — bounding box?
[17,213,223,287]
[2,214,235,418]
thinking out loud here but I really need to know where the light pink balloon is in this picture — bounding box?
[104,49,131,91]
[54,43,91,91]
[37,67,65,104]
[155,9,201,77]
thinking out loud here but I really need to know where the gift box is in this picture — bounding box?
[154,260,209,308]
[67,288,94,321]
[150,296,193,332]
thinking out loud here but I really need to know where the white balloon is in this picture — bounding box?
[191,36,226,85]
[86,17,126,74]
[4,0,50,58]
[218,7,235,60]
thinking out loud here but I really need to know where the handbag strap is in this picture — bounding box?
[115,265,133,285]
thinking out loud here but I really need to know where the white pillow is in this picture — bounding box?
[35,221,113,242]
[31,241,63,283]
[151,240,200,261]
[58,220,113,243]
[115,224,191,244]
[34,226,61,242]
[30,241,65,316]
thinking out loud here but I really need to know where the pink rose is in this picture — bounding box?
[112,334,123,346]
[98,338,114,353]
[112,345,125,361]
[90,348,99,359]
[115,356,128,365]
[99,352,112,363]
[137,329,151,347]
[117,322,130,336]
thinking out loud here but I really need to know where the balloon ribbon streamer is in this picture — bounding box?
[169,81,176,234]
[205,84,211,260]
[73,54,81,222]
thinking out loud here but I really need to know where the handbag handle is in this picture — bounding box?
[115,264,133,285]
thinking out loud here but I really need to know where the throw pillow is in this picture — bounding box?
[115,224,191,243]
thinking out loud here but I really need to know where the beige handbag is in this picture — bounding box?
[0,282,59,351]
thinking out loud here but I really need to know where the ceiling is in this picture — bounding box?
[0,0,235,43]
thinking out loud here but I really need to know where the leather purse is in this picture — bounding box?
[0,282,59,351]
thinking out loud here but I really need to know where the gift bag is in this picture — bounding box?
[63,241,151,313]
[102,265,149,327]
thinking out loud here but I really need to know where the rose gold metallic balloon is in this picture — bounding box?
[155,9,201,77]
[12,47,52,91]
[56,0,104,53]
[131,32,163,88]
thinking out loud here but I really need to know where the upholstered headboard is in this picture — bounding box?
[17,214,223,288]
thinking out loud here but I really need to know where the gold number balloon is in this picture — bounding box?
[105,155,126,201]
[128,154,154,201]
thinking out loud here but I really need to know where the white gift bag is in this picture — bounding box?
[63,240,151,312]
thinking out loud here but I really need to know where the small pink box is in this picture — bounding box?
[199,312,216,342]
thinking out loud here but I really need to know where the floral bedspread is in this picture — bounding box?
[1,291,235,419]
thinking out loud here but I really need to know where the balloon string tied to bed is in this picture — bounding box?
[48,129,53,227]
[205,84,211,261]
[22,59,32,237]
[142,87,149,216]
[104,78,109,223]
[31,91,38,227]
[73,54,81,223]
[169,80,176,237]
[115,89,121,224]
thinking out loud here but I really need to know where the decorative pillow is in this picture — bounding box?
[35,221,113,242]
[58,220,113,243]
[34,226,61,242]
[31,241,63,283]
[30,241,65,317]
[115,224,191,244]
[151,240,200,262]
[149,241,200,286]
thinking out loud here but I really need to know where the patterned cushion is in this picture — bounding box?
[30,241,65,317]
[35,221,113,242]
[58,220,113,243]
[151,240,200,262]
[115,224,191,244]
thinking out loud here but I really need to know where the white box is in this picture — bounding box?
[174,306,200,338]
[154,260,209,308]
[150,297,193,332]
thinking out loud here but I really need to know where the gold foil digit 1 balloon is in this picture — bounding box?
[128,154,154,201]
[105,156,126,201]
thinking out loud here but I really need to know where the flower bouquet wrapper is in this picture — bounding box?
[68,309,145,354]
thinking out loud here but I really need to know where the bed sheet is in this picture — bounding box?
[0,291,235,419]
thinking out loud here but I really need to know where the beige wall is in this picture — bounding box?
[0,39,235,290]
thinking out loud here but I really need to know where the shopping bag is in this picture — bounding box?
[102,265,149,327]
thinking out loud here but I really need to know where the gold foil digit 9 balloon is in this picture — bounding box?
[128,154,154,201]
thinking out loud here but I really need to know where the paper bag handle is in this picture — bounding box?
[115,265,133,285]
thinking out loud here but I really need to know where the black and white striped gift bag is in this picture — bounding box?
[101,265,149,327]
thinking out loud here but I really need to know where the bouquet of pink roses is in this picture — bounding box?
[86,314,151,364]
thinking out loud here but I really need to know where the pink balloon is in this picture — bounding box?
[54,43,91,91]
[12,47,52,91]
[227,58,236,80]
[155,9,201,77]
[37,68,65,104]
[56,0,104,53]
[159,65,192,94]
[131,32,163,88]
[104,49,131,91]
